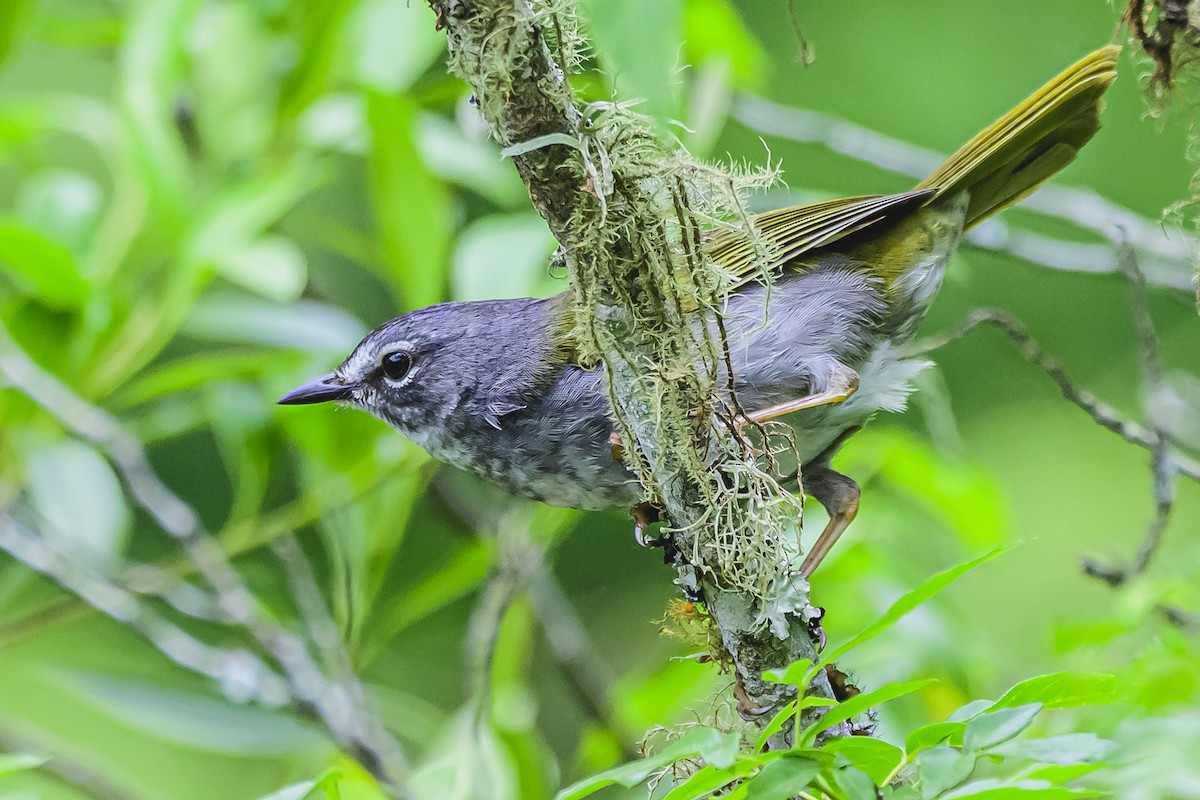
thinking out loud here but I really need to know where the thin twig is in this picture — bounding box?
[908,309,1200,485]
[1116,241,1176,575]
[0,514,294,707]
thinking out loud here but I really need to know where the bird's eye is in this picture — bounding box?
[381,351,413,382]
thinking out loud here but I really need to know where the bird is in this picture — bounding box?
[280,46,1119,578]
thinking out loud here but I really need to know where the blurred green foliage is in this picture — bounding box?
[0,1,1198,799]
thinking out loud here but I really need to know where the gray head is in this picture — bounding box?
[278,297,560,441]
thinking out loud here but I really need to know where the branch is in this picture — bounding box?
[427,0,836,745]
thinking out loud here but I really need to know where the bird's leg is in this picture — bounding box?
[609,432,670,547]
[798,463,860,578]
[726,364,859,428]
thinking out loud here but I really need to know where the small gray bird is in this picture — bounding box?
[280,48,1117,576]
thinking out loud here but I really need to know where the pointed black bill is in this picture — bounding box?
[278,374,353,405]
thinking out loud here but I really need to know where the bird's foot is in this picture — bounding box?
[630,501,667,547]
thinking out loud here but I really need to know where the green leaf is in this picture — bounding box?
[348,0,444,93]
[740,755,820,799]
[906,721,965,755]
[941,780,1098,799]
[801,679,935,746]
[823,736,904,784]
[585,0,682,121]
[214,235,308,303]
[1018,764,1103,785]
[753,699,799,753]
[555,727,733,800]
[820,549,1005,668]
[916,746,975,799]
[183,293,364,353]
[0,218,87,309]
[834,766,879,800]
[963,704,1042,751]
[417,114,527,207]
[0,0,30,66]
[989,735,1113,766]
[26,440,130,572]
[65,674,326,756]
[450,214,559,302]
[990,673,1119,711]
[663,760,759,800]
[366,92,451,309]
[0,753,47,778]
[949,700,994,723]
[683,0,765,90]
[762,659,815,687]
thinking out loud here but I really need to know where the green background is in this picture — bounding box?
[0,0,1197,798]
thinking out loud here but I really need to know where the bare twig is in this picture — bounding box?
[1117,242,1177,575]
[0,514,293,707]
[908,309,1200,485]
[733,94,1196,291]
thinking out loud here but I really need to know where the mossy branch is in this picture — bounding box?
[426,0,845,740]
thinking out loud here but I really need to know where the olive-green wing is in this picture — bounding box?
[709,189,935,291]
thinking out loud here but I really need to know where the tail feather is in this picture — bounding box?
[915,45,1119,228]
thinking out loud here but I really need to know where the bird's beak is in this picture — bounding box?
[277,373,353,405]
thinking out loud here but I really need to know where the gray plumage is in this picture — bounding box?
[327,253,938,510]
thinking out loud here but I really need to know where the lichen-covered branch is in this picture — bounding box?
[426,0,840,741]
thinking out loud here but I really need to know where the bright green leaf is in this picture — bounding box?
[0,218,87,309]
[762,659,814,687]
[366,92,451,309]
[823,736,904,784]
[964,704,1042,751]
[555,727,731,800]
[0,753,47,778]
[949,700,994,723]
[820,549,1005,668]
[906,721,965,755]
[741,755,820,799]
[990,673,1119,711]
[662,760,759,800]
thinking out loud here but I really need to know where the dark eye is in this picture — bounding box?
[381,351,413,382]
